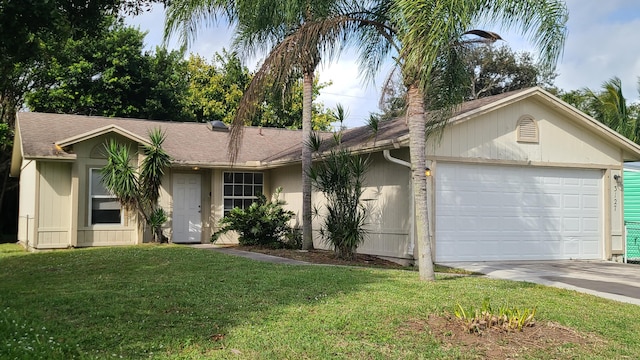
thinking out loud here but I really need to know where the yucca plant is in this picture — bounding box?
[101,128,171,242]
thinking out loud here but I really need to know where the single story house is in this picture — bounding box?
[11,87,640,263]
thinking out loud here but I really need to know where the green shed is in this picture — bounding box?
[624,166,640,261]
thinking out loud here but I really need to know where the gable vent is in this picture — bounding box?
[517,115,538,143]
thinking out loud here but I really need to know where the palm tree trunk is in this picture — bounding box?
[301,71,314,250]
[406,83,435,281]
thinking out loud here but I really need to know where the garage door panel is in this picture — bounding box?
[583,194,599,208]
[435,163,602,262]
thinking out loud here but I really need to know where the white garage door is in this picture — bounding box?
[435,163,602,262]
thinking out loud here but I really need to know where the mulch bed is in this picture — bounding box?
[404,314,605,359]
[235,245,408,269]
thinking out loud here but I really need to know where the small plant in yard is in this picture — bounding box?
[454,298,536,333]
[212,187,296,248]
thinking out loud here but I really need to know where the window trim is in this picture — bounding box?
[222,171,264,216]
[88,168,123,226]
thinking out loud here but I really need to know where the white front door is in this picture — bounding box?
[435,163,603,262]
[172,173,202,243]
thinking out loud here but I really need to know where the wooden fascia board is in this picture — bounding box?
[56,125,152,148]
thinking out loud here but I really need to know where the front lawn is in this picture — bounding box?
[1,243,639,359]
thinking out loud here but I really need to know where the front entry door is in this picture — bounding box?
[172,173,202,243]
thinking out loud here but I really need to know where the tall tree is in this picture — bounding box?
[0,0,166,232]
[183,51,334,129]
[463,44,557,100]
[355,0,568,280]
[164,0,363,250]
[377,44,558,119]
[26,18,190,120]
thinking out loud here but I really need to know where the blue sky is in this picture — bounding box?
[126,0,640,128]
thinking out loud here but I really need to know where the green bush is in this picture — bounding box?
[308,132,370,260]
[211,187,295,247]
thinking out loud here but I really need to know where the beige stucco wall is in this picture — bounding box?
[17,159,37,249]
[430,97,622,167]
[269,164,303,229]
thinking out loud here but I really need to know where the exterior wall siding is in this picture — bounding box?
[77,229,135,246]
[36,162,72,248]
[273,152,413,260]
[430,98,621,166]
[17,160,37,248]
[624,169,640,260]
[359,151,412,258]
[73,134,140,246]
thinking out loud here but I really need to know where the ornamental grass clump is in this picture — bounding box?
[454,299,536,334]
[308,130,371,260]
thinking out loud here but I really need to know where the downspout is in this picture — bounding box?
[383,150,415,257]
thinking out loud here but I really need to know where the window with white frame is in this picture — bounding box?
[89,168,122,225]
[223,172,263,216]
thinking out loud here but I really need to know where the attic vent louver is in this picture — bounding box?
[516,115,539,143]
[207,120,229,132]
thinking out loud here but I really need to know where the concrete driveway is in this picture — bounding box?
[440,260,640,305]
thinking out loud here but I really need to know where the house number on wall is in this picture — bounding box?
[613,184,618,211]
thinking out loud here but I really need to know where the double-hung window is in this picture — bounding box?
[89,168,122,225]
[223,172,263,216]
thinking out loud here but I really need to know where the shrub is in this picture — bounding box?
[308,132,370,260]
[211,187,295,247]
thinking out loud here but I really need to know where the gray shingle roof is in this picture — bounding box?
[16,112,304,166]
[15,88,531,166]
[262,88,530,163]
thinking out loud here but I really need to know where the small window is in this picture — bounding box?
[517,115,539,143]
[89,168,122,225]
[223,172,263,216]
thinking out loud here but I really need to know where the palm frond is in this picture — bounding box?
[100,139,139,210]
[140,128,171,207]
[228,13,380,162]
[472,0,568,71]
[163,0,236,51]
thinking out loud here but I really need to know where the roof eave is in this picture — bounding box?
[56,124,152,148]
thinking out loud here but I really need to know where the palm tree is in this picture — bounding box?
[353,0,568,280]
[164,0,384,250]
[586,77,638,141]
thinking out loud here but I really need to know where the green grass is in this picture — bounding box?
[1,243,640,359]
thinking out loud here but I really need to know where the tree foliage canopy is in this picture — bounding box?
[26,18,190,120]
[559,76,640,143]
[463,45,557,100]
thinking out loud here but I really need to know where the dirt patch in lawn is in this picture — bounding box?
[402,314,605,359]
[236,245,408,269]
